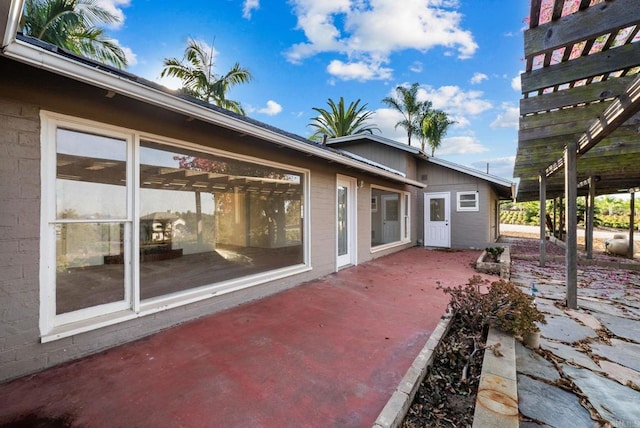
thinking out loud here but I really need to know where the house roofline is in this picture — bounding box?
[327,134,426,157]
[326,134,514,198]
[0,25,422,187]
[426,156,514,189]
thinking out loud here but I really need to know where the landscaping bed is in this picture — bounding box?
[401,276,544,427]
[402,309,486,427]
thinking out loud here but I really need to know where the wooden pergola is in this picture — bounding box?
[514,0,640,308]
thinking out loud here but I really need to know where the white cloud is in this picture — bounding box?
[96,0,130,29]
[327,59,393,81]
[437,135,489,156]
[258,100,283,116]
[511,72,522,91]
[285,0,477,80]
[372,108,412,143]
[470,72,488,84]
[419,84,492,119]
[155,74,183,91]
[243,0,260,19]
[470,156,515,179]
[409,61,423,73]
[491,103,519,129]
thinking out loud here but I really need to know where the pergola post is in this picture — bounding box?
[539,173,547,267]
[628,190,636,259]
[565,142,578,309]
[586,177,595,259]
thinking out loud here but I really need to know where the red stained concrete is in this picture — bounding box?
[0,247,491,427]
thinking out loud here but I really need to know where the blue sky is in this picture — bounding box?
[98,0,529,180]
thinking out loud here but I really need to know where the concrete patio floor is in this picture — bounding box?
[0,247,488,428]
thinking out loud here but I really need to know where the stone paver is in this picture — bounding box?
[539,338,601,372]
[591,312,640,342]
[517,374,595,427]
[539,314,599,343]
[507,236,640,427]
[515,342,560,382]
[598,360,640,388]
[564,309,602,330]
[591,339,640,372]
[534,298,565,316]
[562,365,640,426]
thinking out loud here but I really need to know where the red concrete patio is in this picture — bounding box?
[0,247,490,427]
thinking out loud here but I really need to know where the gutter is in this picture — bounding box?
[1,37,424,188]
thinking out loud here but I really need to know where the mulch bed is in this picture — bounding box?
[402,313,486,427]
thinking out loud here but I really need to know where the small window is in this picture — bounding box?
[457,191,479,212]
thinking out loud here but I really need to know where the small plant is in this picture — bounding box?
[439,275,546,336]
[484,246,504,262]
[486,280,546,335]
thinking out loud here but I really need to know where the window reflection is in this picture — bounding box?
[371,188,403,247]
[56,128,127,219]
[139,141,305,299]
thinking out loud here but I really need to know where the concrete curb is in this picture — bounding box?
[372,312,453,428]
[476,247,511,280]
[472,327,519,427]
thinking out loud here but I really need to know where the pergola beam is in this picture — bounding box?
[524,0,640,59]
[545,73,640,177]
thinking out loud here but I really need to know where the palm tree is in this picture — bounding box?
[308,97,379,141]
[422,109,455,156]
[20,0,128,69]
[161,39,253,115]
[381,83,432,146]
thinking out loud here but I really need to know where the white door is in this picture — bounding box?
[424,192,450,248]
[382,195,400,243]
[337,176,357,268]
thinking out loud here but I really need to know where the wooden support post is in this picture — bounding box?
[539,173,546,267]
[587,178,595,259]
[565,142,578,309]
[628,190,636,259]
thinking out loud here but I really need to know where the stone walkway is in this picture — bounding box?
[508,243,640,427]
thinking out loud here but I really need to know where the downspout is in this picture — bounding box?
[0,0,23,50]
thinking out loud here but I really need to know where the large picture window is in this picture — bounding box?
[370,187,410,249]
[41,113,308,335]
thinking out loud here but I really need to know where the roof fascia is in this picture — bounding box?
[427,157,514,189]
[1,38,422,187]
[327,135,423,155]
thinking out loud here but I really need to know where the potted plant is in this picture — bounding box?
[440,276,546,348]
[486,280,545,348]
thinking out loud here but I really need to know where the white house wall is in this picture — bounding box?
[418,163,495,249]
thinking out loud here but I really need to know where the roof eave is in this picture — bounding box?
[1,38,423,188]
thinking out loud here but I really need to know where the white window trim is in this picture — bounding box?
[39,111,311,340]
[457,191,479,212]
[370,184,411,252]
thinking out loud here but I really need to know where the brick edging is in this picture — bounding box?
[372,312,453,428]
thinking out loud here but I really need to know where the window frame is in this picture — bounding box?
[370,185,411,253]
[456,191,479,212]
[40,111,311,341]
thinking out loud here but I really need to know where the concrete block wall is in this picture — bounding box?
[0,96,43,380]
[0,96,340,382]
